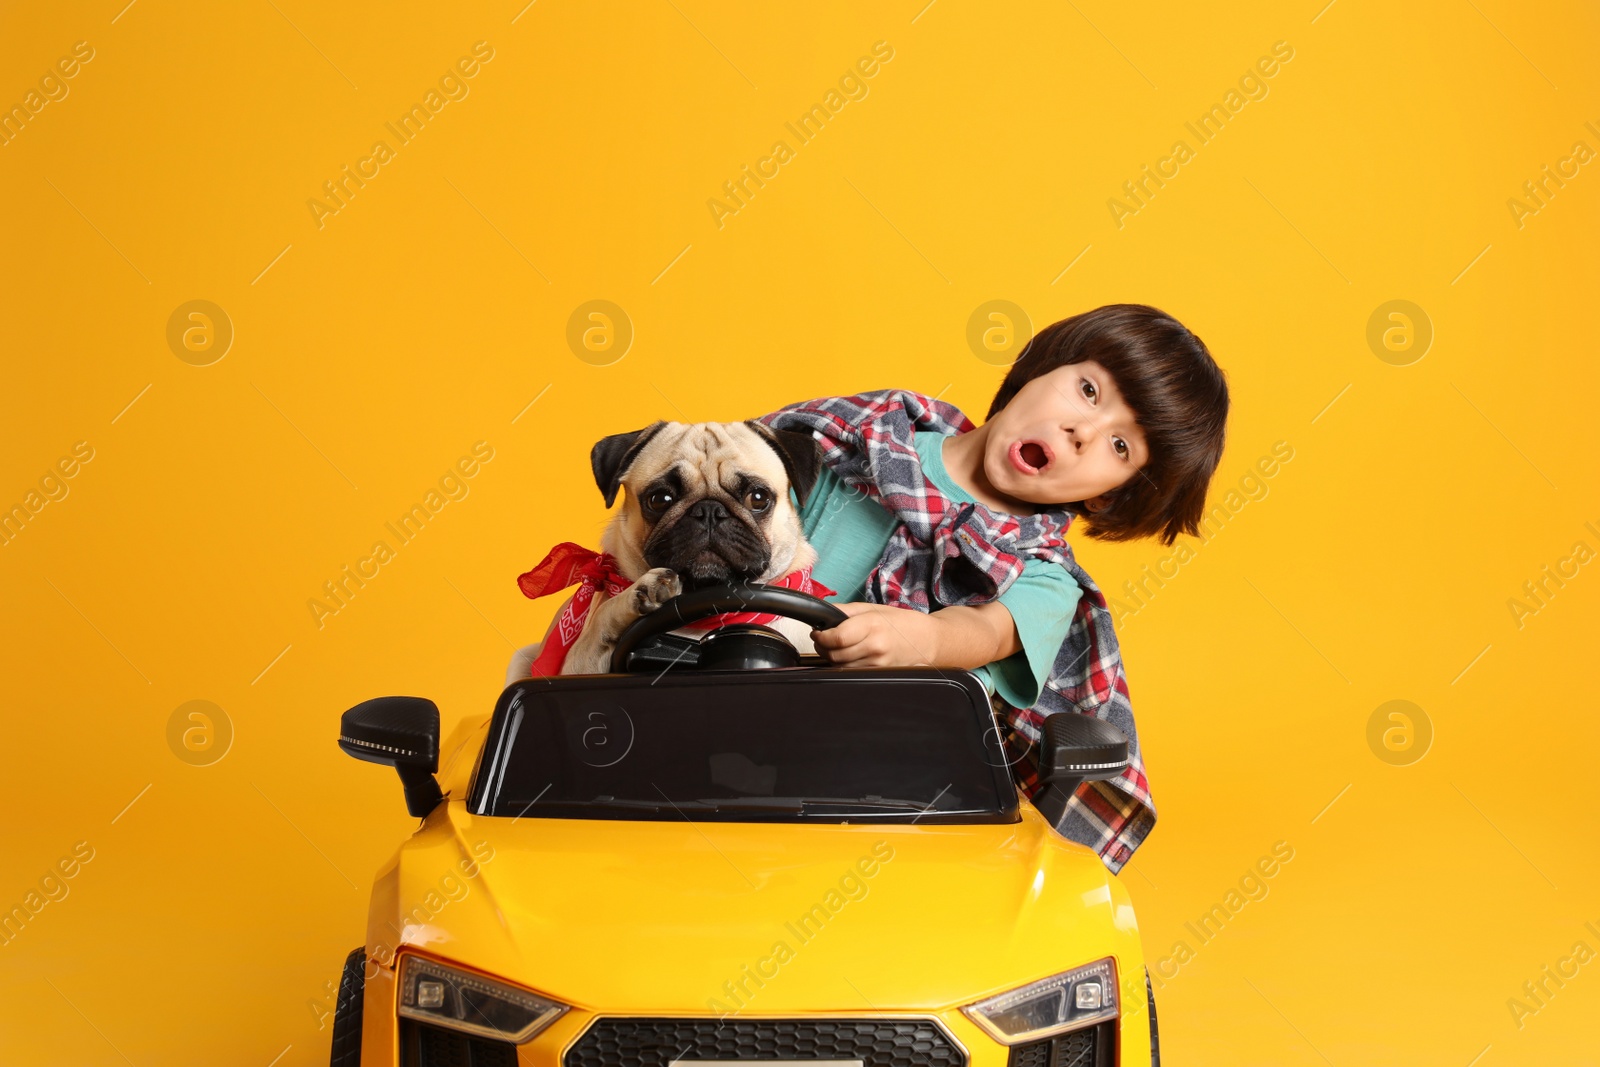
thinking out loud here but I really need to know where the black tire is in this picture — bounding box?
[329,947,366,1067]
[1147,967,1161,1066]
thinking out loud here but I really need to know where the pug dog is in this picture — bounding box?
[506,419,825,681]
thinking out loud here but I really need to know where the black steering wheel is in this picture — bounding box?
[612,582,848,673]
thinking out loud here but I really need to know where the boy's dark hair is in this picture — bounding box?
[986,303,1229,547]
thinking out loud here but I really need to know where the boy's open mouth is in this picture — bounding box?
[1009,440,1052,475]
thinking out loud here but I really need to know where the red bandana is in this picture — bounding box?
[517,542,835,677]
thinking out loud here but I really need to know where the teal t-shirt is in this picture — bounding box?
[790,430,1081,708]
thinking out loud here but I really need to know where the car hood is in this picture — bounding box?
[369,800,1141,1013]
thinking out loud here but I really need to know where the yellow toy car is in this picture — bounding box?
[331,583,1155,1066]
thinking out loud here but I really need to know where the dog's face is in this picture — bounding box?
[592,420,822,592]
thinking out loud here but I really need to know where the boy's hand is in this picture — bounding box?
[811,602,942,668]
[810,599,1021,670]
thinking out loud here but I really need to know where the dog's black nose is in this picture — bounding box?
[687,498,729,528]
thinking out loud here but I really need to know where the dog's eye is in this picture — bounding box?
[643,488,675,512]
[746,487,772,513]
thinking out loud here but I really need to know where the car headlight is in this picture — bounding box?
[398,954,568,1044]
[961,957,1119,1044]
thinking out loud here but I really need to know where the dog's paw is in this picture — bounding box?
[632,568,682,614]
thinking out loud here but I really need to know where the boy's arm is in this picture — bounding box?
[929,601,1023,666]
[811,599,1021,669]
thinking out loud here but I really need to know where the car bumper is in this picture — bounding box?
[362,972,1149,1067]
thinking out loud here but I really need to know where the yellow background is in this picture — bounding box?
[2,1,1597,1063]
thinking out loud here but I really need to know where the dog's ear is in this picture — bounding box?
[591,421,668,508]
[744,420,823,509]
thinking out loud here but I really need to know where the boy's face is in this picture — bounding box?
[982,359,1150,510]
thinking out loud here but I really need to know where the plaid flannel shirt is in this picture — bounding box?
[758,389,1155,873]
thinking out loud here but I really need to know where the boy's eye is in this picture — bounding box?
[1080,378,1097,402]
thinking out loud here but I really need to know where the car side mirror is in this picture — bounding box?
[1032,713,1130,826]
[339,696,445,818]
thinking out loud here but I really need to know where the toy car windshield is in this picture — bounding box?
[467,667,1020,824]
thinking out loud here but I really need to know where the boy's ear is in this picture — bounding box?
[1083,492,1114,514]
[744,420,823,508]
[591,421,668,508]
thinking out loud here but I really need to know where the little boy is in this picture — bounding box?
[756,303,1229,874]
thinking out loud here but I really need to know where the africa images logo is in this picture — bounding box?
[306,42,496,230]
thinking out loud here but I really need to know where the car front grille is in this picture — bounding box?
[564,1017,967,1066]
[401,1019,517,1067]
[1006,1022,1115,1067]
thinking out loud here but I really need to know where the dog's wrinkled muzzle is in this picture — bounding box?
[647,497,771,592]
